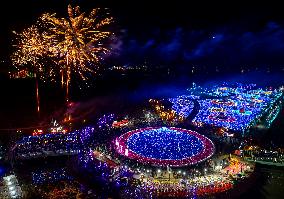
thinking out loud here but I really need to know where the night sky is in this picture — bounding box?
[1,0,284,70]
[0,0,284,129]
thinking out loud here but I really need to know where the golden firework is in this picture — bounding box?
[11,4,114,103]
[11,25,58,81]
[39,4,114,81]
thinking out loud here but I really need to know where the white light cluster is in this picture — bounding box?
[3,175,22,198]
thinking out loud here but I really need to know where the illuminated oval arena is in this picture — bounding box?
[115,127,215,167]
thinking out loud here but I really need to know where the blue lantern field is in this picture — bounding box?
[167,83,283,132]
[116,127,215,167]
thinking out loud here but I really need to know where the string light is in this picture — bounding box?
[32,168,73,185]
[14,126,94,159]
[190,83,283,131]
[116,127,215,167]
[168,96,194,118]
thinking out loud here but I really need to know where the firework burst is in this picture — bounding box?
[11,4,114,104]
[11,26,56,116]
[11,26,57,81]
[39,4,114,81]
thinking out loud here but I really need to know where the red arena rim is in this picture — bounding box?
[115,127,215,167]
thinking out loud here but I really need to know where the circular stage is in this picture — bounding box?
[115,127,215,167]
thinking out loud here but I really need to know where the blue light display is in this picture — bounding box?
[15,126,94,158]
[168,96,194,118]
[97,114,115,128]
[32,168,73,185]
[127,127,203,160]
[186,84,283,131]
[116,127,215,167]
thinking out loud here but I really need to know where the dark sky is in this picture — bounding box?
[1,0,284,68]
[1,1,283,33]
